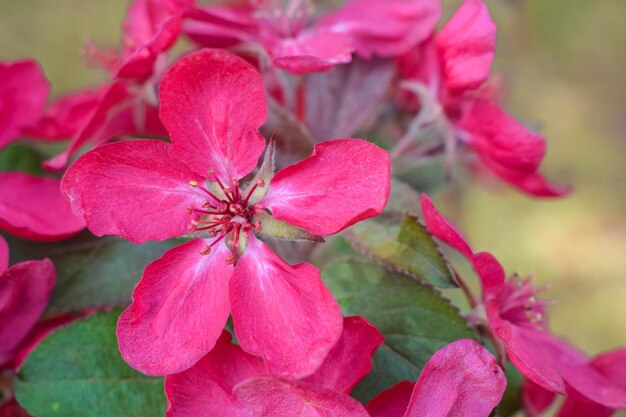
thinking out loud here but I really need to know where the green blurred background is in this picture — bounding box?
[0,0,624,413]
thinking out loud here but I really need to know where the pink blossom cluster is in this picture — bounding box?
[0,0,623,416]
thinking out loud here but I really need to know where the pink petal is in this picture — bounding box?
[117,239,233,375]
[480,158,572,198]
[540,336,626,409]
[24,86,104,140]
[0,235,7,274]
[521,379,557,417]
[485,301,566,394]
[420,193,474,259]
[0,60,49,148]
[305,316,384,394]
[403,339,506,417]
[233,377,370,417]
[261,139,390,236]
[44,81,131,170]
[165,331,266,417]
[183,5,257,49]
[270,28,353,74]
[460,98,547,173]
[0,258,55,364]
[62,140,204,243]
[116,0,192,81]
[230,234,343,379]
[0,173,84,242]
[366,381,415,417]
[319,0,442,59]
[435,0,496,94]
[159,49,267,183]
[471,252,506,298]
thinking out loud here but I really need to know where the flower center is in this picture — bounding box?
[187,176,265,263]
[497,274,550,330]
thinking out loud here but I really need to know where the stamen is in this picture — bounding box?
[243,179,265,205]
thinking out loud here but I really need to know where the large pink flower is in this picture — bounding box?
[420,194,626,409]
[165,316,382,417]
[62,49,390,376]
[398,0,568,197]
[366,339,506,417]
[184,0,440,74]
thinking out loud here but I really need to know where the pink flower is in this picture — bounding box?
[0,173,84,241]
[62,49,390,376]
[523,349,626,417]
[184,0,440,74]
[398,0,569,197]
[366,339,506,417]
[0,236,55,367]
[42,0,190,170]
[165,316,382,417]
[420,194,626,409]
[0,60,49,149]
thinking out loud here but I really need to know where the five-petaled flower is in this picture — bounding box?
[420,194,626,410]
[62,48,390,377]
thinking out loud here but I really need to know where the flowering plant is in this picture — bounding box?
[0,1,623,416]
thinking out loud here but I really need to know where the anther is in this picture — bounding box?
[199,245,212,255]
[189,181,198,187]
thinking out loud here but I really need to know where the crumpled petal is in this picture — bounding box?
[0,60,49,149]
[0,172,84,242]
[319,0,441,59]
[233,377,370,417]
[165,331,265,417]
[62,140,204,244]
[305,316,384,394]
[402,339,506,417]
[366,381,416,417]
[435,0,496,94]
[261,139,390,236]
[230,234,343,379]
[0,258,55,365]
[182,4,257,49]
[117,239,233,376]
[159,49,267,183]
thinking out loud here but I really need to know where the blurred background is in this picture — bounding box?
[0,0,624,411]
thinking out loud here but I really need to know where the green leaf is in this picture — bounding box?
[345,214,456,288]
[323,258,476,403]
[394,159,446,194]
[14,310,165,417]
[4,232,181,313]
